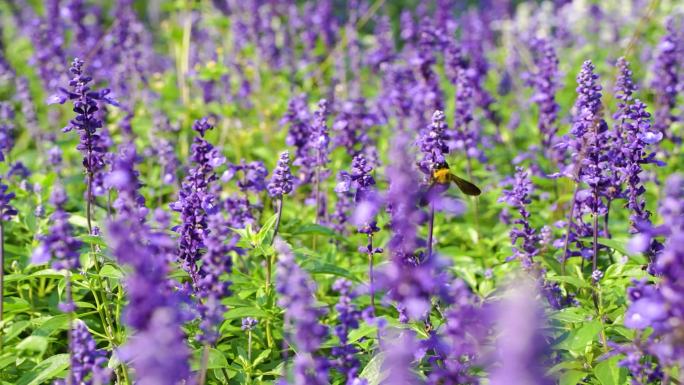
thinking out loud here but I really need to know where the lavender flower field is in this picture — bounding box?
[1,0,684,384]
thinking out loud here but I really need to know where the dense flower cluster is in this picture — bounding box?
[49,58,118,192]
[197,210,234,344]
[651,18,680,140]
[0,178,16,221]
[528,38,562,166]
[32,186,82,271]
[54,320,110,385]
[171,118,223,287]
[417,110,449,177]
[0,102,14,162]
[331,279,364,384]
[624,174,684,370]
[275,240,329,385]
[268,151,294,198]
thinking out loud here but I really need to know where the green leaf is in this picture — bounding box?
[67,215,91,229]
[224,307,268,321]
[16,354,69,385]
[300,261,359,282]
[594,356,627,385]
[560,370,587,385]
[551,307,590,324]
[557,321,602,353]
[17,336,48,353]
[257,213,278,246]
[291,224,338,237]
[33,315,69,337]
[359,353,386,385]
[99,264,124,280]
[79,235,108,247]
[191,348,228,370]
[547,275,591,289]
[252,349,271,367]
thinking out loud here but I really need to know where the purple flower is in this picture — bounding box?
[118,308,191,385]
[50,58,118,198]
[379,329,423,385]
[425,279,488,384]
[499,167,539,268]
[281,95,312,183]
[624,174,684,367]
[225,160,268,194]
[651,18,680,141]
[417,110,449,177]
[171,118,222,287]
[197,210,234,344]
[32,186,82,272]
[268,151,294,198]
[489,280,553,385]
[331,279,363,384]
[275,240,329,385]
[54,320,111,385]
[107,144,148,223]
[0,178,17,221]
[106,152,191,384]
[0,102,14,162]
[241,317,257,331]
[332,98,378,157]
[527,38,562,165]
[450,68,484,162]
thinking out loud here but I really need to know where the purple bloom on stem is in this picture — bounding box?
[527,38,562,165]
[500,167,538,268]
[32,186,82,271]
[0,179,17,221]
[197,210,234,344]
[54,320,111,385]
[624,174,684,369]
[275,240,329,385]
[489,279,553,385]
[171,117,223,287]
[651,18,680,141]
[417,110,449,177]
[0,102,14,162]
[268,151,294,198]
[331,279,363,384]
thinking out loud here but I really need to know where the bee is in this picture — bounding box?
[430,161,481,196]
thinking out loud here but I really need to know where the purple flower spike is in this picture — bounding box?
[54,320,111,385]
[275,240,329,385]
[268,151,294,198]
[32,186,82,271]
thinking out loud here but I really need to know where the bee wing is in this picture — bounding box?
[449,174,482,196]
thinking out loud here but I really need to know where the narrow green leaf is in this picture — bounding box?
[359,353,386,385]
[16,354,69,385]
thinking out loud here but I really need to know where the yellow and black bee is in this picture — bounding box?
[430,161,481,196]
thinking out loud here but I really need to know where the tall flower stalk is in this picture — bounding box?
[31,186,83,382]
[336,154,381,311]
[0,178,16,353]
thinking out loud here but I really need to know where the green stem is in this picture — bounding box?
[0,220,4,354]
[198,344,210,385]
[270,198,283,247]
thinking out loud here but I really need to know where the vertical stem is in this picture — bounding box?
[0,220,4,353]
[465,156,480,232]
[248,330,253,361]
[427,202,435,258]
[592,185,599,273]
[367,234,375,313]
[561,184,580,275]
[270,198,283,246]
[66,272,73,385]
[603,200,611,239]
[198,344,209,385]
